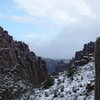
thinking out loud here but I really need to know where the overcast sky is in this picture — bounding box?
[0,0,100,59]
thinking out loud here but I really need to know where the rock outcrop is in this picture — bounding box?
[75,42,95,61]
[74,41,95,66]
[62,41,95,68]
[0,26,48,100]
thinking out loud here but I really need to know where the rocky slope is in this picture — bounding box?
[20,53,95,100]
[19,41,95,100]
[28,41,95,100]
[0,26,48,100]
[33,60,94,100]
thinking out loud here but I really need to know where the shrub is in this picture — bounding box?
[86,83,94,93]
[67,67,75,78]
[57,79,61,85]
[45,92,49,97]
[42,76,54,89]
[61,86,64,92]
[60,94,64,98]
[54,90,57,98]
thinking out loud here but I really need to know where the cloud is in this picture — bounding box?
[0,13,9,18]
[13,0,96,28]
[26,33,40,38]
[0,13,5,17]
[29,17,100,59]
[0,13,44,25]
[10,0,100,59]
[11,15,44,25]
[71,0,95,17]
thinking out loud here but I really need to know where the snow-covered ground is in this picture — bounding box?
[24,60,95,100]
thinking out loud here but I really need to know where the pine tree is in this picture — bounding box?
[95,37,100,100]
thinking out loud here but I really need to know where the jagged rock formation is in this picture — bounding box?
[75,41,95,61]
[74,42,95,66]
[0,26,48,100]
[55,42,95,73]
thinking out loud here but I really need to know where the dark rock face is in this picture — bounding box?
[75,51,84,61]
[0,26,48,84]
[65,41,95,68]
[75,42,95,61]
[0,26,48,99]
[0,88,13,100]
[74,42,95,66]
[83,41,95,55]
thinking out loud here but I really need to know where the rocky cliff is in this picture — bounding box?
[54,42,95,73]
[74,41,95,66]
[0,26,48,100]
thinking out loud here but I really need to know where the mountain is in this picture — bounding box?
[43,58,70,75]
[55,60,70,73]
[19,41,95,100]
[0,26,48,100]
[0,26,95,100]
[43,58,59,74]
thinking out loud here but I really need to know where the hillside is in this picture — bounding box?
[18,42,95,100]
[20,54,94,100]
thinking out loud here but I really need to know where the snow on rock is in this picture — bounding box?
[29,60,95,100]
